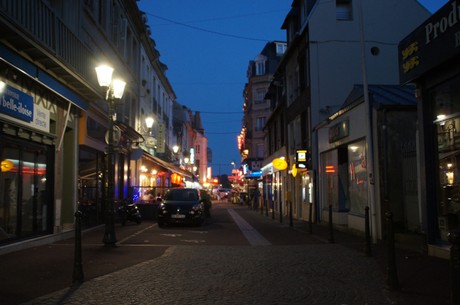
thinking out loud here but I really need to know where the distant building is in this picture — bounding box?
[239,41,286,177]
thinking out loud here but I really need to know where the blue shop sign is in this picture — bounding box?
[0,84,34,122]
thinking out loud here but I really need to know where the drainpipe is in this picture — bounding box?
[359,0,377,242]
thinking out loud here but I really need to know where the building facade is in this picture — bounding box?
[0,0,205,252]
[262,0,430,242]
[399,0,460,257]
[240,41,286,202]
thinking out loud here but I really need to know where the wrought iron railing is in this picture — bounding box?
[0,0,95,83]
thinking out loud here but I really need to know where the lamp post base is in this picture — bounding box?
[103,231,117,247]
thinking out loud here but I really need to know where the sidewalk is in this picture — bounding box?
[260,208,451,305]
[0,221,167,305]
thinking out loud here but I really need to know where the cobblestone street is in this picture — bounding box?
[23,244,392,305]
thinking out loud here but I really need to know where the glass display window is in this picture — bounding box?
[433,78,460,241]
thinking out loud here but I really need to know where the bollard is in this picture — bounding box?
[265,198,269,217]
[272,201,275,220]
[364,206,372,257]
[448,230,460,305]
[289,201,293,227]
[385,211,399,290]
[279,200,283,223]
[328,204,334,243]
[73,209,84,284]
[309,202,313,234]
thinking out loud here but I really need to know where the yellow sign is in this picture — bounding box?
[291,164,297,177]
[272,158,288,170]
[1,159,14,172]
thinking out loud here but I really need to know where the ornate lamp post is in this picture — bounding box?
[95,64,126,247]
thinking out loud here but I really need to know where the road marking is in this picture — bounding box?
[180,240,206,243]
[227,208,271,246]
[118,223,157,244]
[160,233,183,238]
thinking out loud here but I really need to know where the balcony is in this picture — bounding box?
[0,0,100,101]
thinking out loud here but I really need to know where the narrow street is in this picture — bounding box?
[0,200,449,305]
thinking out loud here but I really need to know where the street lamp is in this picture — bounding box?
[145,117,154,133]
[173,145,179,154]
[95,64,126,247]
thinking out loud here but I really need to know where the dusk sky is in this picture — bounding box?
[137,0,448,176]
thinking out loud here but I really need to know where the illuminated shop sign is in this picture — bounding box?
[0,83,33,122]
[399,0,460,84]
[296,149,311,169]
[0,82,50,132]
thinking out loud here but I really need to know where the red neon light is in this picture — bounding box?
[325,165,335,173]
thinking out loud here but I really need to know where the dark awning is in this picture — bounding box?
[142,151,194,179]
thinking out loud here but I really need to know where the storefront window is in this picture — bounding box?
[347,140,368,214]
[0,137,52,243]
[434,78,460,240]
[321,150,338,210]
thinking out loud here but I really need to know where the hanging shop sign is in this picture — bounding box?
[296,149,311,169]
[272,158,288,171]
[291,164,298,177]
[156,123,165,153]
[1,159,14,172]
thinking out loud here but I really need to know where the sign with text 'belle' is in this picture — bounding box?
[0,83,33,122]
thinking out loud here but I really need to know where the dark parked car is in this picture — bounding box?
[157,188,205,227]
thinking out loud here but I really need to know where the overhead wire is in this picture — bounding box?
[144,12,271,42]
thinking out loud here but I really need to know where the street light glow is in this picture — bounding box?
[95,65,114,87]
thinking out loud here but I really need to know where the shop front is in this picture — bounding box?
[0,50,84,245]
[317,101,372,233]
[316,85,418,241]
[399,0,460,250]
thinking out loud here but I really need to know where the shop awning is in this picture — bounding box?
[142,151,194,179]
[116,121,144,144]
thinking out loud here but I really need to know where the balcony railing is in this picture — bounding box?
[0,0,96,91]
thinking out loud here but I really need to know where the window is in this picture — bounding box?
[256,61,265,75]
[256,117,266,131]
[336,0,353,21]
[256,143,264,159]
[255,88,267,104]
[276,43,287,56]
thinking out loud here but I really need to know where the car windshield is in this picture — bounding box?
[165,189,198,201]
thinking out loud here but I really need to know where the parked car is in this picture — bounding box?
[157,188,205,227]
[218,188,231,199]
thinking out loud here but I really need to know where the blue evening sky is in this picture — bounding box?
[137,0,447,176]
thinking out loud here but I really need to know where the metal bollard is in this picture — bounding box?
[364,206,372,257]
[309,202,313,234]
[448,230,460,305]
[73,209,84,284]
[289,201,293,227]
[328,204,334,243]
[265,198,269,217]
[279,200,283,223]
[385,211,399,290]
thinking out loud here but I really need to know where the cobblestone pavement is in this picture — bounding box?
[22,243,394,305]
